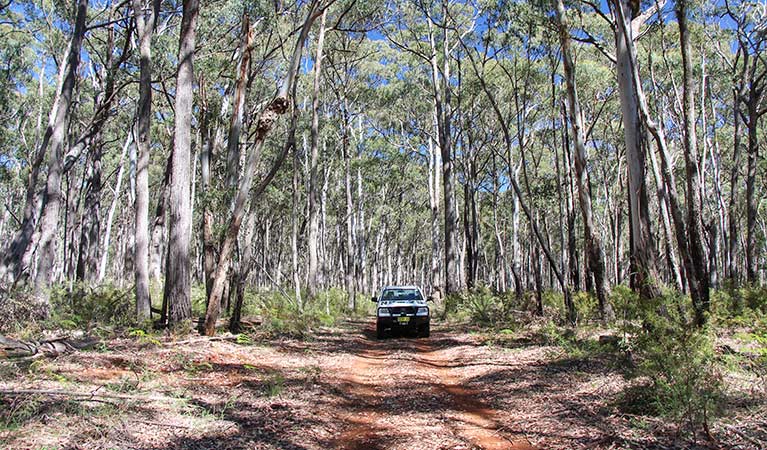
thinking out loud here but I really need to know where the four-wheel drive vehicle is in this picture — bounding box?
[372,286,431,339]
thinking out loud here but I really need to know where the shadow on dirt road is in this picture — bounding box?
[329,320,538,450]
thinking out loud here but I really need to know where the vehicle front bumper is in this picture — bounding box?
[376,315,429,330]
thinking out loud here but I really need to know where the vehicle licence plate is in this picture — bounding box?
[397,316,410,324]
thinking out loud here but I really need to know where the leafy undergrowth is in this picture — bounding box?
[475,318,766,449]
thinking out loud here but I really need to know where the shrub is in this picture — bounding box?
[246,287,356,337]
[742,285,767,313]
[461,286,503,325]
[48,282,134,330]
[625,294,723,437]
[610,284,641,322]
[572,291,598,321]
[0,288,48,334]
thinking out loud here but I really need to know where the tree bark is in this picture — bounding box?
[676,0,710,325]
[427,14,457,295]
[225,12,254,191]
[133,0,160,321]
[99,133,131,281]
[611,0,660,301]
[555,0,614,321]
[198,78,216,299]
[163,0,199,326]
[342,99,356,310]
[35,0,89,294]
[307,9,328,299]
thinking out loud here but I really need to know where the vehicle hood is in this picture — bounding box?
[378,300,427,308]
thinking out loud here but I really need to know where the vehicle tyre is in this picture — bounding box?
[376,322,386,339]
[419,323,430,338]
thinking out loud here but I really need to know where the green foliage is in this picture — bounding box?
[709,286,767,327]
[244,287,355,337]
[461,286,504,325]
[741,286,767,313]
[609,284,642,321]
[235,333,253,345]
[190,283,209,317]
[262,373,285,397]
[441,286,506,325]
[748,328,767,367]
[623,294,723,435]
[128,328,161,347]
[47,283,134,331]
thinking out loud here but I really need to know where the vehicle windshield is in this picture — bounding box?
[381,288,422,301]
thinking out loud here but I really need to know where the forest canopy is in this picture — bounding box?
[0,0,765,329]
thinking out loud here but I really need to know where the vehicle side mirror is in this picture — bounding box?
[427,295,434,302]
[371,296,378,302]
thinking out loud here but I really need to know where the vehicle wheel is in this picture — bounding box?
[376,323,386,339]
[419,323,430,338]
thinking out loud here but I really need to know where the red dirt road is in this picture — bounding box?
[331,323,537,450]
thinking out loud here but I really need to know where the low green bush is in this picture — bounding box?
[623,294,723,436]
[461,286,504,325]
[609,284,641,321]
[47,282,134,331]
[440,286,506,325]
[245,287,359,336]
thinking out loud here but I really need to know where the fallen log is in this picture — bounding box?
[0,388,177,403]
[0,335,99,359]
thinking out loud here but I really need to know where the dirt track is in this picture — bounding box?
[331,323,537,449]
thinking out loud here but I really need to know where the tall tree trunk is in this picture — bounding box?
[611,0,660,301]
[491,153,507,293]
[151,149,173,287]
[306,9,327,299]
[428,136,441,292]
[0,46,71,285]
[225,12,254,191]
[163,0,199,326]
[76,141,102,283]
[35,0,89,294]
[199,79,216,298]
[133,0,160,321]
[676,0,710,325]
[342,100,356,310]
[99,133,131,281]
[744,85,765,284]
[555,0,614,321]
[76,14,127,284]
[427,15,457,295]
[728,86,745,285]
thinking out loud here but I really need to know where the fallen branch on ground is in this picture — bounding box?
[130,419,191,429]
[163,335,240,346]
[0,388,179,403]
[0,335,100,359]
[723,424,764,447]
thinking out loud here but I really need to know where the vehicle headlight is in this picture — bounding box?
[378,308,391,317]
[416,307,429,316]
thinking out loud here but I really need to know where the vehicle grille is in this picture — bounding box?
[389,306,416,316]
